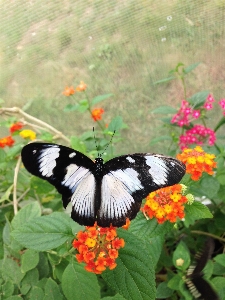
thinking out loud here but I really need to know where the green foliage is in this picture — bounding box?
[0,70,224,299]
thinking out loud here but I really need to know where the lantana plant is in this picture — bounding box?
[0,74,224,299]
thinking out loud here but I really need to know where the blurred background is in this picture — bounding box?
[0,0,225,153]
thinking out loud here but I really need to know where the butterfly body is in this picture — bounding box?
[21,143,186,227]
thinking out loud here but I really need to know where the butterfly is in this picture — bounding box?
[21,143,186,227]
[186,238,219,300]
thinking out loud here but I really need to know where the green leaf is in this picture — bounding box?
[172,241,190,271]
[64,103,79,112]
[2,258,25,284]
[22,268,39,286]
[0,184,13,203]
[31,177,54,194]
[154,76,176,84]
[37,253,50,279]
[0,148,6,162]
[11,202,41,230]
[6,143,23,159]
[214,116,225,132]
[91,93,113,105]
[61,259,100,300]
[28,286,45,300]
[77,99,89,113]
[214,254,225,267]
[102,229,156,300]
[1,280,14,298]
[184,201,213,227]
[152,106,177,114]
[211,277,225,298]
[44,278,63,300]
[167,274,183,291]
[187,90,209,108]
[200,177,220,198]
[183,62,200,74]
[150,135,172,145]
[101,295,126,300]
[70,136,87,153]
[108,116,123,132]
[156,282,173,298]
[21,249,39,273]
[11,212,74,251]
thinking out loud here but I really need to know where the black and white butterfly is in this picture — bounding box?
[186,238,219,300]
[21,143,186,227]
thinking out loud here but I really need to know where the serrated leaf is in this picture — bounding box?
[184,201,213,227]
[44,278,63,300]
[11,212,74,251]
[152,106,177,114]
[183,62,200,74]
[21,249,39,273]
[62,259,100,300]
[31,177,54,194]
[11,202,41,230]
[108,116,123,132]
[6,143,23,159]
[102,295,126,300]
[102,229,156,300]
[172,241,190,271]
[91,93,113,105]
[187,91,209,108]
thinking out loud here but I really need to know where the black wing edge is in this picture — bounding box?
[97,201,142,228]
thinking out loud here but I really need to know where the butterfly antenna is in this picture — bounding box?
[100,130,116,157]
[93,127,100,157]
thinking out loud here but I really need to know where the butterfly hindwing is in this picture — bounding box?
[97,153,186,227]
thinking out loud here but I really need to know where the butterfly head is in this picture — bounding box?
[94,157,104,178]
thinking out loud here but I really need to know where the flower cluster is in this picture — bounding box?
[63,81,87,96]
[0,136,15,148]
[203,94,215,110]
[91,108,104,121]
[19,129,36,141]
[73,223,125,274]
[177,146,216,181]
[142,184,188,224]
[219,99,225,115]
[179,125,216,149]
[0,122,36,148]
[171,100,200,127]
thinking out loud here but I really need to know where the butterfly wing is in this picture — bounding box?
[21,143,97,225]
[97,153,186,227]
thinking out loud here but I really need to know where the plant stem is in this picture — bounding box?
[191,230,225,242]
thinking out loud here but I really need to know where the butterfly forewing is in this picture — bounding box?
[21,143,186,227]
[21,142,96,213]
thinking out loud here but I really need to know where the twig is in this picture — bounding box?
[13,156,21,215]
[0,107,70,144]
[191,230,225,243]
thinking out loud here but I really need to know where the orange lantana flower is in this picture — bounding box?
[10,122,24,133]
[73,223,125,274]
[63,86,75,96]
[142,184,188,224]
[91,108,104,121]
[0,136,15,148]
[177,146,216,181]
[76,81,87,92]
